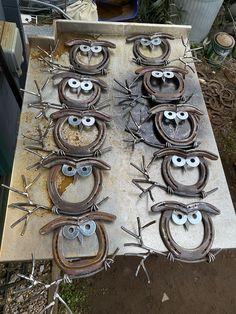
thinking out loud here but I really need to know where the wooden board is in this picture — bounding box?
[0,20,235,262]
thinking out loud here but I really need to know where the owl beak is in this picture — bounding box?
[184,220,190,231]
[162,76,166,83]
[77,86,81,97]
[79,123,83,132]
[182,164,188,173]
[88,50,93,63]
[149,43,154,51]
[73,172,80,184]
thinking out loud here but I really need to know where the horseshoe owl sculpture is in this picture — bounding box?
[132,148,218,199]
[151,201,221,263]
[41,155,110,215]
[126,104,203,149]
[65,39,116,75]
[135,66,188,103]
[52,72,107,110]
[50,109,111,158]
[40,212,116,277]
[126,33,175,66]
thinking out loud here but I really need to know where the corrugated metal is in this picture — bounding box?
[175,0,224,42]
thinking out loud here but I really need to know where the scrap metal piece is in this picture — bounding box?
[51,109,111,157]
[40,212,116,277]
[151,201,221,262]
[65,39,116,75]
[126,33,175,66]
[52,72,108,110]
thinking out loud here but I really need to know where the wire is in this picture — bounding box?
[30,0,72,20]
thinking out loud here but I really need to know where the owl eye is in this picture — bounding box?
[172,211,187,225]
[62,164,77,177]
[152,71,163,78]
[79,220,96,236]
[163,71,174,79]
[91,45,102,53]
[187,211,202,225]
[76,165,92,177]
[68,115,81,127]
[172,155,186,167]
[176,111,189,120]
[81,80,93,92]
[140,38,151,46]
[68,78,80,89]
[151,37,161,46]
[79,45,91,53]
[63,225,80,240]
[164,111,176,120]
[186,157,200,168]
[81,116,95,127]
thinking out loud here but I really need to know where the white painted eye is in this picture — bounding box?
[152,71,163,78]
[164,111,177,120]
[140,38,151,46]
[176,111,189,120]
[81,80,93,92]
[80,45,91,53]
[172,155,186,167]
[68,78,80,89]
[151,37,161,46]
[79,220,96,236]
[91,45,102,53]
[76,165,92,177]
[186,156,200,168]
[81,116,95,127]
[62,164,77,177]
[68,115,81,127]
[163,71,174,79]
[188,211,202,225]
[172,211,187,225]
[63,225,80,240]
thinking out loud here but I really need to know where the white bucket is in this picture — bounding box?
[175,0,224,42]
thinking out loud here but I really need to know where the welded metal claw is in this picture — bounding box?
[1,174,50,235]
[121,217,166,283]
[21,79,64,120]
[14,255,72,314]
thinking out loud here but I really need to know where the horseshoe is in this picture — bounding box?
[153,148,218,198]
[126,33,175,66]
[65,39,116,75]
[51,109,111,157]
[149,104,203,147]
[41,156,110,215]
[40,212,116,276]
[151,201,220,262]
[136,66,188,102]
[52,72,107,110]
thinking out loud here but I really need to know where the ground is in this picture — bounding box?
[1,59,236,314]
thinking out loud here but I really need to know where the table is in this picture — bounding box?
[0,20,235,262]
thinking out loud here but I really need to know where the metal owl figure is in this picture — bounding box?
[41,155,110,216]
[40,211,116,276]
[50,109,111,158]
[126,104,203,149]
[153,148,218,198]
[52,72,107,110]
[149,104,203,148]
[126,33,175,66]
[65,39,116,75]
[151,201,221,263]
[135,66,188,103]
